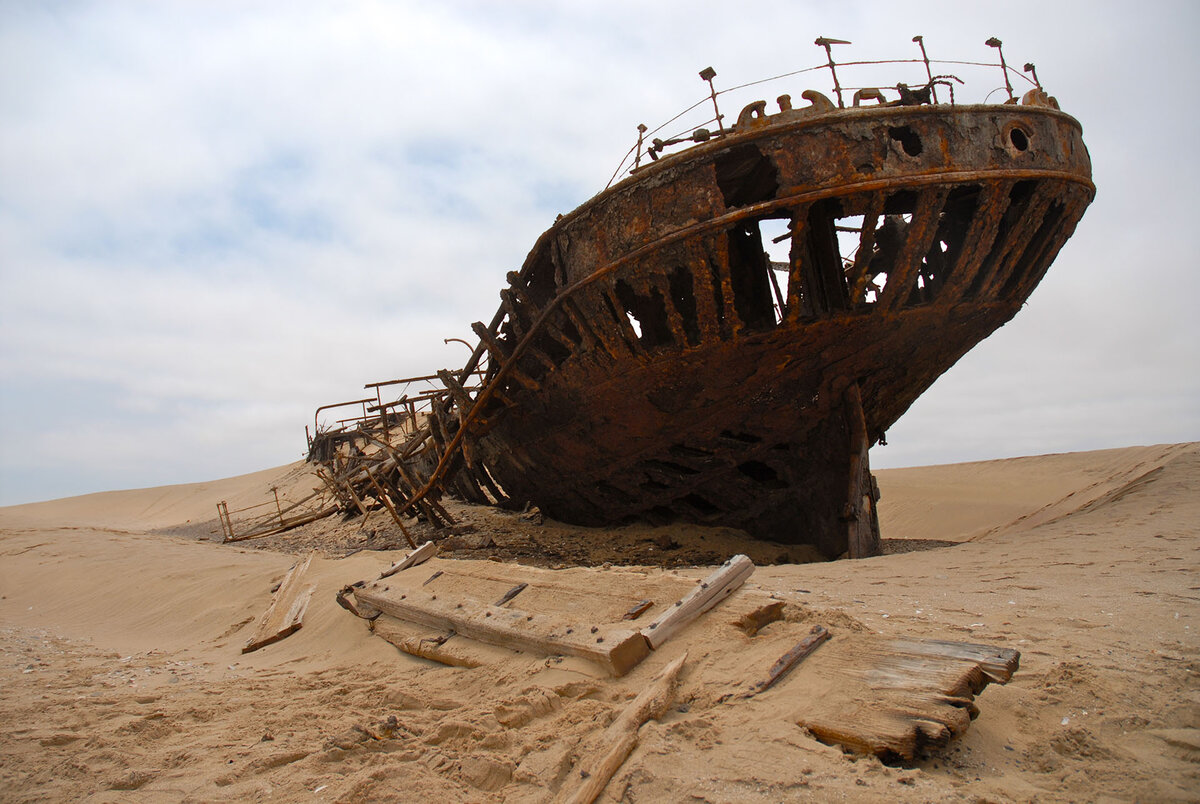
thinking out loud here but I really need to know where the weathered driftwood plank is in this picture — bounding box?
[557,652,688,804]
[378,540,437,580]
[752,625,830,694]
[244,553,316,653]
[791,635,1020,760]
[356,561,697,626]
[370,615,503,669]
[352,583,650,676]
[641,555,754,649]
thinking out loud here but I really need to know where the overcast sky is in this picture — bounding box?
[1,1,1197,506]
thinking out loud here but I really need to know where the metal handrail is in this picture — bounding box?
[608,36,1042,187]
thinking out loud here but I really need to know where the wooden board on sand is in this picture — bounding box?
[243,552,317,653]
[770,633,1020,761]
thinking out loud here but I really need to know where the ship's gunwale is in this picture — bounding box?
[559,103,1092,237]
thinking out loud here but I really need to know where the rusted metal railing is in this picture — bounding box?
[607,36,1041,188]
[216,486,337,543]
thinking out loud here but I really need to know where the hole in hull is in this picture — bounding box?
[888,125,923,157]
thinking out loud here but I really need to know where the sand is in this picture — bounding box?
[1,443,1197,802]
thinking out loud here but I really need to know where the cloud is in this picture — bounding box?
[1,0,1198,505]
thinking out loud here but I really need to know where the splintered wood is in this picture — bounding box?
[378,540,436,579]
[785,635,1020,760]
[243,552,316,653]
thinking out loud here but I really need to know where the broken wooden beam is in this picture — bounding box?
[244,553,316,653]
[494,582,528,607]
[622,599,653,621]
[365,466,417,549]
[378,540,437,580]
[557,652,688,804]
[640,554,754,649]
[753,625,830,694]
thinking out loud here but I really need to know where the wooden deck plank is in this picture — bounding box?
[243,553,316,653]
[352,581,651,676]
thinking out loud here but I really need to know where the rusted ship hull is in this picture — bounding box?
[297,85,1094,561]
[457,102,1093,557]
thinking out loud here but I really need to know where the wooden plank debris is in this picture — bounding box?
[557,652,688,804]
[730,600,786,637]
[338,555,1020,761]
[640,554,754,649]
[243,553,317,653]
[622,599,653,621]
[790,635,1020,760]
[751,625,830,695]
[351,582,651,676]
[494,582,528,607]
[370,616,499,669]
[378,540,437,580]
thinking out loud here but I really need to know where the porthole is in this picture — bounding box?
[1003,123,1033,157]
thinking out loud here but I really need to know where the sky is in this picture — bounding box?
[1,0,1197,506]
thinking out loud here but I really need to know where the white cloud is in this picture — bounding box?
[1,0,1198,505]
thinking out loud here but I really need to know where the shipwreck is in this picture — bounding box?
[225,38,1094,560]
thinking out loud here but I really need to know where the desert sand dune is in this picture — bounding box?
[1,443,1197,802]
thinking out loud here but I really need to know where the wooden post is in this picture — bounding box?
[216,501,234,542]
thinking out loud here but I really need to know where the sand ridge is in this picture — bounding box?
[1,443,1197,801]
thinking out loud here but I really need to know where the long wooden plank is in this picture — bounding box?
[352,582,651,676]
[243,553,316,653]
[364,467,416,549]
[640,555,754,649]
